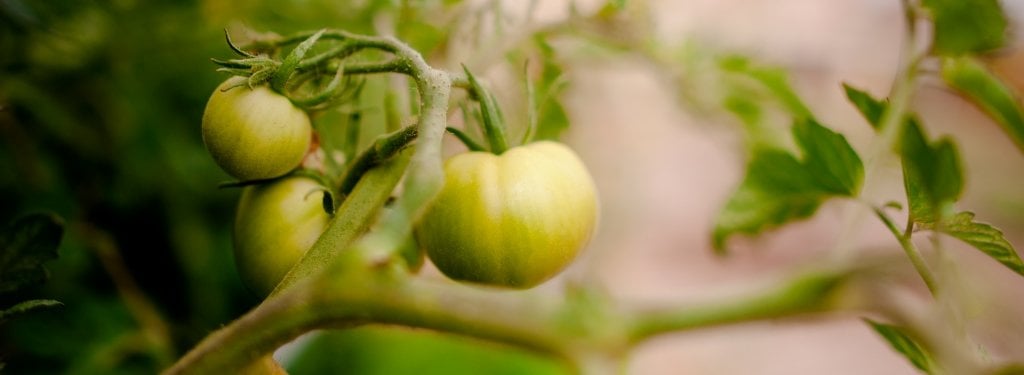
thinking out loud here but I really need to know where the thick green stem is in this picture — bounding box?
[271,156,409,296]
[349,46,451,264]
[163,263,859,375]
[626,269,851,343]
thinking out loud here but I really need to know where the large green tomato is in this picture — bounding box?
[233,176,329,296]
[202,77,312,181]
[416,141,598,288]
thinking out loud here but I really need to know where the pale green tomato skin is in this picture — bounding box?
[416,141,598,288]
[202,77,312,181]
[233,176,329,296]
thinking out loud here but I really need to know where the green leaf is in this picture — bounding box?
[922,0,1007,55]
[713,119,863,252]
[0,213,64,295]
[865,319,935,374]
[532,37,569,141]
[901,119,963,224]
[794,118,863,195]
[287,327,564,375]
[843,83,886,129]
[720,56,812,120]
[0,299,62,324]
[920,211,1024,277]
[712,151,822,251]
[941,57,1024,154]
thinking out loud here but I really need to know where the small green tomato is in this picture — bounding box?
[202,77,312,181]
[416,141,598,288]
[233,176,329,296]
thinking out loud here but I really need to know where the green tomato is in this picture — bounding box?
[202,77,312,181]
[416,141,598,288]
[233,176,329,296]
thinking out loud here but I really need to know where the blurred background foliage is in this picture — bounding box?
[0,0,566,373]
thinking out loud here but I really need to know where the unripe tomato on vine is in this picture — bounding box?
[416,141,599,288]
[233,176,329,296]
[202,76,312,181]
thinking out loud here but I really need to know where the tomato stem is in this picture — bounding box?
[337,124,419,196]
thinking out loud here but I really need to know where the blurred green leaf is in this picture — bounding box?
[0,299,61,324]
[713,119,863,252]
[843,83,886,129]
[0,213,64,295]
[794,118,863,195]
[720,56,812,120]
[919,211,1024,277]
[287,327,565,375]
[712,150,821,251]
[865,319,935,374]
[922,0,1007,55]
[900,118,962,224]
[532,37,569,141]
[941,57,1024,154]
[991,364,1024,375]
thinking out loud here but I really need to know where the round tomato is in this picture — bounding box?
[202,77,312,181]
[415,141,598,288]
[233,176,329,296]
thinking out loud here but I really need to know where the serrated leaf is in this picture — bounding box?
[941,57,1024,154]
[922,0,1007,55]
[713,119,863,252]
[865,319,935,374]
[843,83,886,129]
[0,299,62,324]
[920,211,1024,277]
[901,119,963,224]
[0,213,64,295]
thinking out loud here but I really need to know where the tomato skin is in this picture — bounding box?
[202,77,312,181]
[416,141,598,288]
[233,176,329,296]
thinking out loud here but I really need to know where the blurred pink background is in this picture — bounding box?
[493,1,1024,373]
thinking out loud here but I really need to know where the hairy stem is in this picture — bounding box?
[164,262,860,375]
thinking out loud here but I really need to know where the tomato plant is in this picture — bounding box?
[10,1,1024,375]
[233,176,329,296]
[416,141,598,288]
[202,76,313,181]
